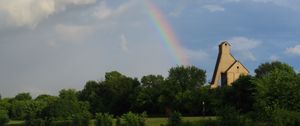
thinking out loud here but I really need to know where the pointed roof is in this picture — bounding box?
[225,60,250,73]
[219,41,231,46]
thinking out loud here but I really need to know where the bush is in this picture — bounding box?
[180,119,219,126]
[0,110,9,126]
[217,106,251,126]
[72,112,91,126]
[95,113,113,126]
[166,111,182,126]
[116,117,121,126]
[119,112,146,126]
[48,120,72,126]
[272,109,300,126]
[24,118,46,126]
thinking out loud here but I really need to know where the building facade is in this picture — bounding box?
[211,41,249,88]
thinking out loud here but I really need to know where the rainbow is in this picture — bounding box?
[144,0,189,66]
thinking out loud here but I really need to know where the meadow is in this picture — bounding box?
[5,117,216,126]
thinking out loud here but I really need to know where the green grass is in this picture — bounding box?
[145,117,216,126]
[5,120,24,126]
[7,117,216,126]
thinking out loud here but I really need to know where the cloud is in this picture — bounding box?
[224,0,300,10]
[120,34,129,52]
[227,36,261,61]
[55,24,94,43]
[285,44,300,56]
[229,37,261,50]
[202,5,225,12]
[0,0,96,27]
[169,0,188,17]
[93,0,135,20]
[251,0,300,10]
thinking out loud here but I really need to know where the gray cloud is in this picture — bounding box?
[0,0,176,97]
[55,24,94,43]
[0,0,96,27]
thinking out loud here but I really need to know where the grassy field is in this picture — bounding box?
[144,117,216,126]
[7,117,216,126]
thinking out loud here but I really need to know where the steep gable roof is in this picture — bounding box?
[219,41,231,46]
[225,60,250,73]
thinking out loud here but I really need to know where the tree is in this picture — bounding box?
[14,93,32,101]
[158,66,206,115]
[167,65,206,90]
[141,75,164,88]
[0,98,10,112]
[78,81,100,115]
[135,75,165,114]
[0,110,9,126]
[10,100,30,119]
[42,89,90,120]
[59,89,78,101]
[221,75,256,113]
[255,61,295,78]
[254,66,300,120]
[35,94,58,104]
[102,71,141,115]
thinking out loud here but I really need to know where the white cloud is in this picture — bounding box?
[55,24,94,43]
[93,0,135,20]
[120,34,129,52]
[169,0,188,17]
[203,5,225,12]
[228,37,261,51]
[286,44,300,56]
[0,0,96,27]
[227,36,261,61]
[224,0,300,10]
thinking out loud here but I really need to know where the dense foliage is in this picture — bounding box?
[0,61,300,126]
[0,110,9,126]
[95,113,113,126]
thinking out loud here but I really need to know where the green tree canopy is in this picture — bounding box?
[167,65,206,91]
[14,92,32,101]
[135,75,165,114]
[78,80,101,115]
[254,61,296,78]
[42,89,90,120]
[59,89,78,101]
[254,65,300,120]
[141,75,164,88]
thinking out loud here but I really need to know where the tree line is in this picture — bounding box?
[0,61,300,126]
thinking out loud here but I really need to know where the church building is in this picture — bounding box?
[211,41,249,88]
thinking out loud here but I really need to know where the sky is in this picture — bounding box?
[0,0,299,97]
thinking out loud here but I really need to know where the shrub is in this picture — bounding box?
[95,113,113,126]
[217,106,251,126]
[116,117,121,126]
[24,118,46,126]
[166,111,182,126]
[120,112,146,126]
[72,112,91,126]
[0,110,9,126]
[48,120,72,126]
[272,109,300,126]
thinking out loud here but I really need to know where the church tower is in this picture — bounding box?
[211,41,249,88]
